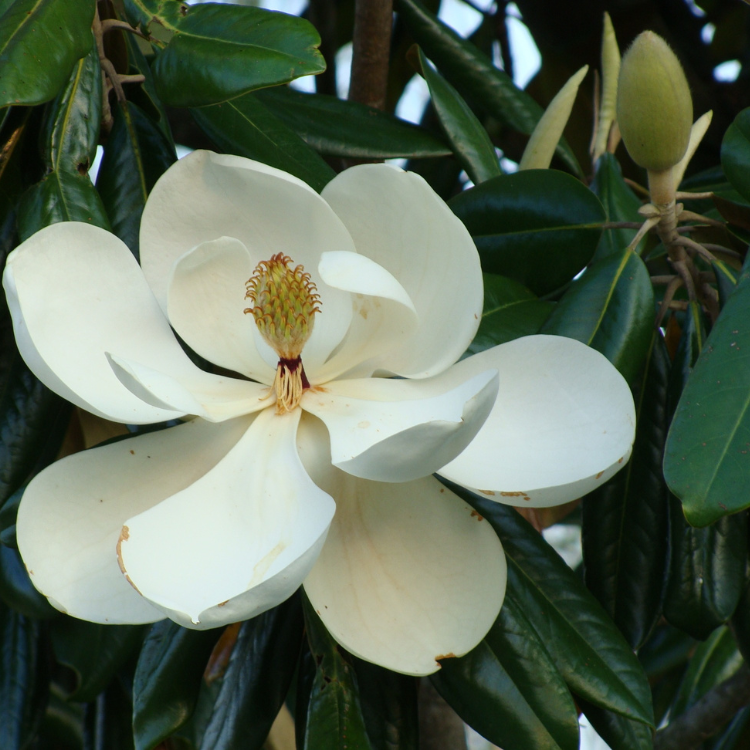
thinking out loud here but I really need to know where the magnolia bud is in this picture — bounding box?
[616,31,692,172]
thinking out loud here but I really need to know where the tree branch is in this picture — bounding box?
[349,0,393,111]
[654,664,750,750]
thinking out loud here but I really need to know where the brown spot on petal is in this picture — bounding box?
[618,457,624,464]
[217,600,229,607]
[500,491,526,497]
[435,653,457,661]
[595,471,604,479]
[470,510,484,521]
[479,489,496,496]
[130,450,135,455]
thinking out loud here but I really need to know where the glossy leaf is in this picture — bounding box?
[50,619,146,702]
[590,153,644,261]
[576,697,654,750]
[664,256,750,526]
[664,302,747,638]
[670,626,743,718]
[0,343,68,509]
[0,601,46,750]
[302,595,372,750]
[432,595,579,750]
[192,94,335,193]
[449,170,605,296]
[257,86,450,160]
[466,274,554,355]
[16,41,108,240]
[441,480,654,727]
[418,49,501,184]
[0,0,95,108]
[721,107,750,203]
[82,679,136,750]
[353,659,418,750]
[541,247,653,383]
[96,101,176,260]
[133,621,221,750]
[394,0,581,176]
[190,595,303,750]
[582,332,670,650]
[125,0,325,107]
[0,545,57,619]
[712,259,740,309]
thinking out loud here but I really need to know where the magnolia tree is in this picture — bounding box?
[1,0,750,749]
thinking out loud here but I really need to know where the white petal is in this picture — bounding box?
[168,237,276,383]
[16,417,253,624]
[322,164,482,378]
[118,407,335,629]
[140,150,354,370]
[301,368,498,482]
[438,335,636,507]
[3,222,185,424]
[313,251,418,381]
[302,434,506,676]
[109,354,274,422]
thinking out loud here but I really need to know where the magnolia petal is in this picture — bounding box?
[118,407,335,629]
[16,417,253,624]
[168,237,276,383]
[438,335,636,507]
[313,251,418,381]
[3,222,185,424]
[322,164,482,378]
[301,369,498,482]
[302,456,506,676]
[140,150,354,370]
[109,354,274,422]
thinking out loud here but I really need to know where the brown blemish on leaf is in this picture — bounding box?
[204,622,242,684]
[470,510,484,521]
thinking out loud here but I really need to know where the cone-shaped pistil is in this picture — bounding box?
[245,254,321,412]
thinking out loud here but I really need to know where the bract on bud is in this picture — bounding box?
[616,31,692,172]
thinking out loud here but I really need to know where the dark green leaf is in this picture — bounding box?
[721,107,750,204]
[466,273,554,355]
[576,696,653,750]
[582,332,670,650]
[449,170,604,296]
[664,301,747,637]
[432,595,579,750]
[708,706,750,750]
[126,1,325,107]
[50,619,145,702]
[670,626,743,718]
[191,595,303,750]
[82,679,135,750]
[440,480,654,726]
[133,621,221,750]
[0,601,47,749]
[40,40,101,174]
[37,682,84,750]
[353,658,418,750]
[96,101,176,260]
[394,0,581,176]
[192,94,335,193]
[257,87,450,160]
[17,170,110,240]
[0,0,95,108]
[541,248,654,384]
[590,153,644,261]
[0,544,57,619]
[302,594,372,750]
[664,256,750,526]
[418,49,501,184]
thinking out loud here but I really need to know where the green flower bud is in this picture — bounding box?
[616,31,692,172]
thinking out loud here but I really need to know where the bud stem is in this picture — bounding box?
[647,167,675,208]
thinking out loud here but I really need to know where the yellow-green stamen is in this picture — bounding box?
[244,253,320,413]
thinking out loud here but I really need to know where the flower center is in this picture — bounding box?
[244,253,320,413]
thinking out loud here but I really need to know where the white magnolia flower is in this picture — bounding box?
[3,151,635,676]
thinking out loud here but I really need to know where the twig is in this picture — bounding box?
[349,0,393,111]
[654,665,750,750]
[624,177,651,198]
[655,275,683,329]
